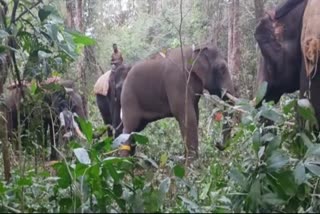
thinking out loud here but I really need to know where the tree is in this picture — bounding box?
[66,0,88,117]
[228,0,241,97]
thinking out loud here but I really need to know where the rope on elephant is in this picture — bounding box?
[93,70,111,96]
[301,0,320,79]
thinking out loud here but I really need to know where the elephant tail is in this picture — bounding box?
[301,0,320,78]
[303,37,320,78]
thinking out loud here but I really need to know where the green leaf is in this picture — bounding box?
[300,132,313,149]
[261,133,275,143]
[73,148,91,165]
[76,117,92,142]
[132,132,149,145]
[294,162,306,185]
[200,179,212,200]
[293,162,306,185]
[160,153,168,168]
[38,5,54,22]
[70,31,96,46]
[252,130,261,153]
[159,177,171,194]
[229,168,246,187]
[0,182,5,194]
[261,193,285,206]
[53,162,72,189]
[297,99,318,126]
[306,144,320,157]
[0,30,9,39]
[305,162,320,177]
[173,164,185,178]
[283,99,296,115]
[273,170,297,197]
[113,184,123,197]
[59,197,73,213]
[260,108,283,123]
[249,180,261,207]
[255,81,268,105]
[17,177,32,186]
[179,196,201,213]
[106,163,120,183]
[266,150,289,172]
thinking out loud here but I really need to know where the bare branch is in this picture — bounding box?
[15,0,43,22]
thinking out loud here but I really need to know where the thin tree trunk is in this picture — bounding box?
[253,0,265,98]
[0,54,11,182]
[228,0,241,97]
[66,0,88,117]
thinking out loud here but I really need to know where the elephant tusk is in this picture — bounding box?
[64,87,74,93]
[59,112,66,127]
[226,93,239,103]
[72,117,87,140]
[250,97,257,106]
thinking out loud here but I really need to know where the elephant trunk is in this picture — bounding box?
[59,110,86,140]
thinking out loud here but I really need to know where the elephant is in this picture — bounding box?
[118,44,235,160]
[94,64,132,137]
[254,0,307,105]
[254,0,320,127]
[4,78,86,160]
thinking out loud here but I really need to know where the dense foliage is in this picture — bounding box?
[1,0,320,213]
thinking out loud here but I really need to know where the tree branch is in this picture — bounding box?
[10,0,19,25]
[15,0,42,22]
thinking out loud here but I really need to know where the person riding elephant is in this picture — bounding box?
[118,43,235,161]
[111,43,124,71]
[94,64,131,137]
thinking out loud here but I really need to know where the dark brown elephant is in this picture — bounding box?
[254,0,307,105]
[119,44,235,160]
[94,64,131,137]
[5,78,86,160]
[254,0,320,126]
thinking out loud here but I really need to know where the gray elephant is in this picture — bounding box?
[119,44,235,160]
[94,64,132,137]
[5,78,86,160]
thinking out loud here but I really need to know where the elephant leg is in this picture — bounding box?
[194,102,199,125]
[96,95,113,136]
[49,123,58,160]
[120,108,149,157]
[175,103,199,160]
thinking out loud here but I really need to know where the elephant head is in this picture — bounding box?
[254,1,307,105]
[5,79,86,160]
[191,45,235,150]
[191,45,235,99]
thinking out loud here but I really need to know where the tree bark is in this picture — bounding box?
[66,0,88,117]
[228,0,241,97]
[0,54,11,182]
[253,0,265,97]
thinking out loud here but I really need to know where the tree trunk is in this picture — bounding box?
[253,0,265,97]
[0,54,11,182]
[228,0,241,97]
[66,0,88,118]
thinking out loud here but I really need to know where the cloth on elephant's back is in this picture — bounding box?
[301,0,320,78]
[93,70,112,96]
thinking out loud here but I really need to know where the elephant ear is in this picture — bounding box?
[191,45,211,84]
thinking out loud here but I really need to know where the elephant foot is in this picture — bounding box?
[215,142,226,151]
[118,143,135,157]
